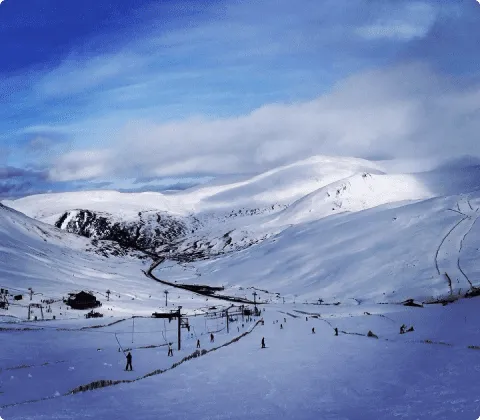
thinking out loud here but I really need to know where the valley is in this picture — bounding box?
[1,155,480,419]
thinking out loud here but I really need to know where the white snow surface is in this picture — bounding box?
[1,155,480,419]
[2,155,400,219]
[2,302,480,419]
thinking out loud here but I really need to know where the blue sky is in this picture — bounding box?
[1,0,480,198]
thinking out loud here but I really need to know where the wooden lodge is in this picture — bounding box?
[66,291,101,310]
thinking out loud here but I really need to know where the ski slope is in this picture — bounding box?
[2,300,480,419]
[1,156,480,419]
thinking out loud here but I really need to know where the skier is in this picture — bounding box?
[312,327,315,334]
[334,327,338,336]
[284,317,286,323]
[196,339,201,349]
[280,323,283,329]
[125,352,133,371]
[306,317,308,321]
[168,343,173,357]
[210,333,214,343]
[261,337,266,348]
[400,324,406,334]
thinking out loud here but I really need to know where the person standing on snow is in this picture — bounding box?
[125,352,133,371]
[197,339,201,349]
[261,337,266,348]
[168,343,173,357]
[210,333,214,343]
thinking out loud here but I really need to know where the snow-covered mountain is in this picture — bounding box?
[2,156,480,419]
[2,154,480,306]
[5,155,479,264]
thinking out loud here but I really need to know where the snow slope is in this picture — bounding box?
[2,190,186,223]
[271,172,430,225]
[181,155,385,211]
[2,300,480,419]
[155,193,480,303]
[1,156,393,221]
[0,203,224,321]
[2,155,480,306]
[2,157,480,419]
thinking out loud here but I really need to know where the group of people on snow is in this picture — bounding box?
[123,309,415,371]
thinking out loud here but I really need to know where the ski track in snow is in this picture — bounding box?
[434,197,479,295]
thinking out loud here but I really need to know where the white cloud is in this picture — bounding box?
[49,150,110,182]
[356,2,437,41]
[48,64,480,182]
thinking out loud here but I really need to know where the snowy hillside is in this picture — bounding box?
[155,193,480,303]
[3,155,480,305]
[0,203,215,321]
[2,157,480,419]
[181,155,385,210]
[0,156,435,260]
[3,156,388,219]
[271,172,430,225]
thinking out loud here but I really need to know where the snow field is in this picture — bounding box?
[2,300,480,419]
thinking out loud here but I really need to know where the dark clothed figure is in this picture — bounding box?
[197,339,201,349]
[210,333,214,343]
[125,352,133,371]
[168,345,173,357]
[312,327,315,334]
[334,327,338,336]
[261,337,266,348]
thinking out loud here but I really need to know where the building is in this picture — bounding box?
[66,291,101,310]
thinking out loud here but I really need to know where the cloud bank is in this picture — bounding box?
[49,64,480,182]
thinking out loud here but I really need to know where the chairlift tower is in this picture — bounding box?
[28,303,44,320]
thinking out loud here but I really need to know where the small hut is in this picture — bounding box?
[66,291,101,310]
